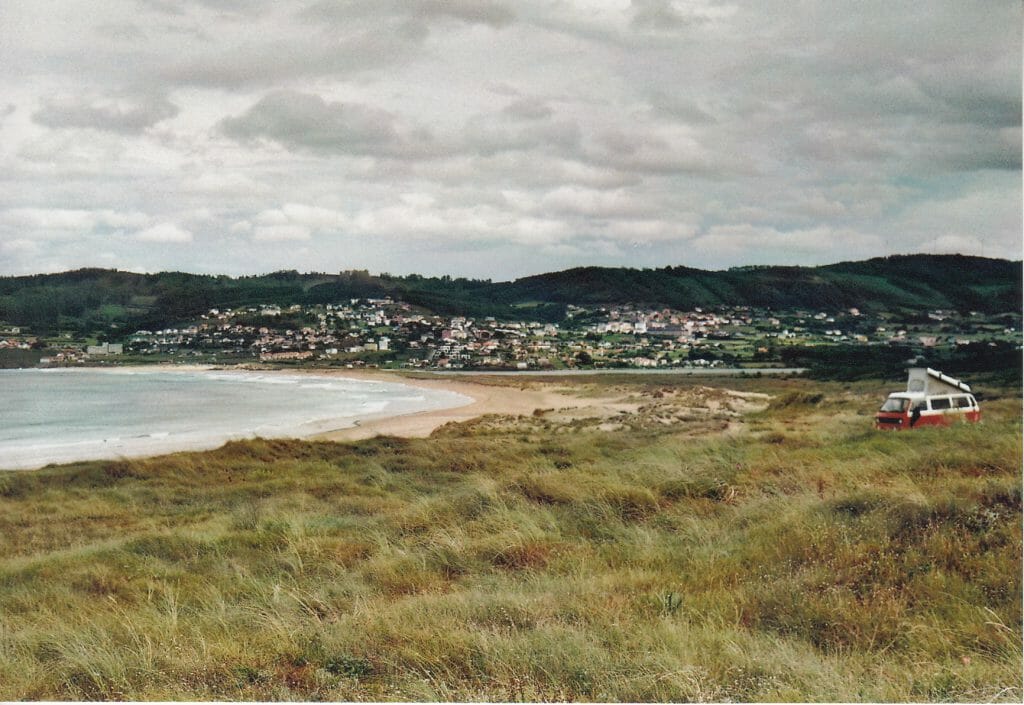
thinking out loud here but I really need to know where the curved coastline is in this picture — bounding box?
[0,367,475,471]
[308,368,612,442]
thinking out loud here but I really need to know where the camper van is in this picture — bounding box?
[875,368,980,430]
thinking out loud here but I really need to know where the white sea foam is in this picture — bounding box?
[0,368,471,470]
[300,383,337,390]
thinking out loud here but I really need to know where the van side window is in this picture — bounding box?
[930,397,951,410]
[954,396,972,409]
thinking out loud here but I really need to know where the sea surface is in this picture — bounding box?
[0,368,471,470]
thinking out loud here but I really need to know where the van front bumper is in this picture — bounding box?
[874,415,904,429]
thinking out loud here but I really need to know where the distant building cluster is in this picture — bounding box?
[1,297,1018,370]
[114,299,1019,370]
[86,343,123,356]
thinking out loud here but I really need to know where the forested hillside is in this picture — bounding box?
[503,255,1021,312]
[0,255,1019,335]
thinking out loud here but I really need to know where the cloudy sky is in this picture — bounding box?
[0,1,1019,280]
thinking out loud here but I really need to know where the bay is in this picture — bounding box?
[0,368,471,470]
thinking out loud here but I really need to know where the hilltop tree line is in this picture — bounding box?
[0,255,1019,337]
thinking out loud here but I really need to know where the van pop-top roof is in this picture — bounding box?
[906,368,972,396]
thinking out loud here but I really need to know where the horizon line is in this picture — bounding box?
[1,251,1018,283]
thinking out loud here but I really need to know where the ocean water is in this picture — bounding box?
[0,368,471,470]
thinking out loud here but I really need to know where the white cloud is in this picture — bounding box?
[251,224,311,242]
[690,224,884,263]
[0,238,39,255]
[136,223,193,243]
[247,204,349,236]
[918,234,987,254]
[537,186,649,219]
[244,203,355,242]
[277,203,349,229]
[190,172,268,195]
[2,208,150,234]
[601,219,698,243]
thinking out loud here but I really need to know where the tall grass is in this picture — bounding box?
[0,380,1019,700]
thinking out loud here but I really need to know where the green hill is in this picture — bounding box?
[0,254,1019,336]
[500,255,1021,312]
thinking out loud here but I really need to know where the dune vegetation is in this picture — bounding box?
[0,376,1020,701]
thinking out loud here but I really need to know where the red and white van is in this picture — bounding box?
[875,368,980,430]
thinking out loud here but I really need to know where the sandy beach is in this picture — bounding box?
[307,369,771,441]
[307,369,601,442]
[3,365,768,470]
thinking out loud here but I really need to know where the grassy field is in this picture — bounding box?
[0,376,1020,700]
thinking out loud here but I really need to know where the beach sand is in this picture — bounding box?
[306,369,771,442]
[308,369,604,442]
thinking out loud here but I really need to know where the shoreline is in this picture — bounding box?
[2,366,591,470]
[94,365,587,442]
[92,364,608,442]
[302,368,595,442]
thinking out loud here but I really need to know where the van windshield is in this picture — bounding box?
[880,397,910,412]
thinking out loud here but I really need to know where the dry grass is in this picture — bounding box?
[0,377,1019,700]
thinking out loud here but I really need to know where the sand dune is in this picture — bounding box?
[310,370,601,441]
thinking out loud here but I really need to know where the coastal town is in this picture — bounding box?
[2,297,1018,371]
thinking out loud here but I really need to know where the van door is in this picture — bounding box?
[916,397,949,426]
[952,395,981,423]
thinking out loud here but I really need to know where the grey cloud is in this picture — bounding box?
[503,97,554,121]
[94,22,145,41]
[300,0,514,29]
[919,84,1021,129]
[646,91,715,125]
[297,0,384,24]
[595,130,666,157]
[630,0,686,30]
[138,0,271,16]
[464,115,581,157]
[916,128,1022,172]
[220,90,440,159]
[800,62,1019,132]
[585,128,721,175]
[191,0,273,14]
[414,0,514,28]
[790,109,1021,176]
[164,26,421,87]
[32,94,178,134]
[136,0,184,15]
[487,83,522,97]
[716,2,1021,166]
[440,152,641,192]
